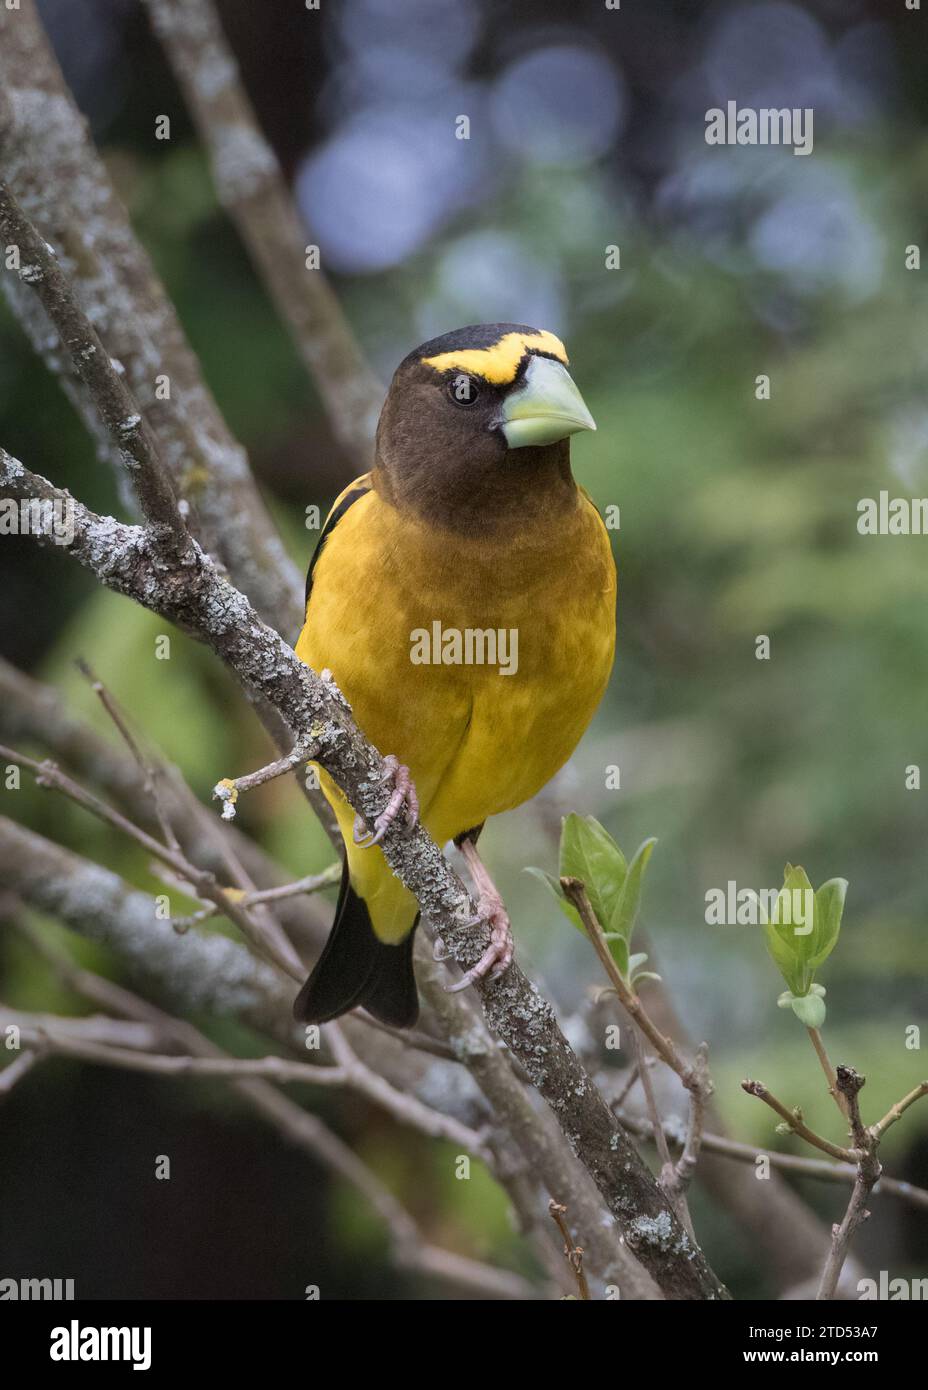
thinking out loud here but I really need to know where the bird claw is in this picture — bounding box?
[353,755,420,847]
[446,896,514,992]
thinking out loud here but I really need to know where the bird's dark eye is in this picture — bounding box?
[447,373,481,407]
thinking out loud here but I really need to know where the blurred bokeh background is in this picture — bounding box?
[1,0,927,1298]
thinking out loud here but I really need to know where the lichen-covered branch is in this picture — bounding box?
[0,816,289,1029]
[0,1,303,637]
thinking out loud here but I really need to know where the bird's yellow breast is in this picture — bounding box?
[296,480,616,939]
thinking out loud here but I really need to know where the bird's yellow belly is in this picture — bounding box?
[296,487,616,940]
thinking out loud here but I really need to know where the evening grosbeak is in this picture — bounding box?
[294,324,616,1027]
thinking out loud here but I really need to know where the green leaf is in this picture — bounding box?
[524,866,581,931]
[608,837,657,944]
[605,933,629,975]
[558,814,627,930]
[763,916,805,996]
[790,991,827,1028]
[763,864,846,999]
[809,878,847,971]
[533,820,658,982]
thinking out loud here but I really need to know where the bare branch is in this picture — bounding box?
[672,1042,710,1196]
[548,1200,591,1301]
[8,1014,483,1154]
[741,1079,857,1164]
[807,1025,847,1118]
[141,0,384,466]
[78,659,181,852]
[213,745,313,819]
[871,1080,928,1141]
[614,1109,928,1211]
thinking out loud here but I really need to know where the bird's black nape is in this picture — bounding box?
[293,861,419,1028]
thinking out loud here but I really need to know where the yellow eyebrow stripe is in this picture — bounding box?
[421,330,568,384]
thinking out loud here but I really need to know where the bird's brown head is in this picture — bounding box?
[374,323,596,533]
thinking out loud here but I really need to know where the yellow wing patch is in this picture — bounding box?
[421,330,568,385]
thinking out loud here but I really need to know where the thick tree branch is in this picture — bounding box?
[0,816,290,1032]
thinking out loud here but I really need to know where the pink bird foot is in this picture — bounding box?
[353,755,419,848]
[446,836,514,991]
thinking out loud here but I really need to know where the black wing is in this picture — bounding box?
[305,479,372,605]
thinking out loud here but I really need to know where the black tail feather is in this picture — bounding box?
[293,861,419,1028]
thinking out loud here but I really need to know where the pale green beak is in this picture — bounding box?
[500,355,597,449]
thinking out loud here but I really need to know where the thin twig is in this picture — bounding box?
[548,1201,591,1301]
[170,866,341,931]
[76,662,305,974]
[807,1026,847,1117]
[77,659,181,852]
[741,1079,857,1163]
[614,1109,928,1211]
[871,1080,928,1141]
[673,1043,710,1196]
[213,745,315,821]
[560,878,705,1096]
[0,742,301,982]
[611,1062,641,1110]
[629,1030,673,1173]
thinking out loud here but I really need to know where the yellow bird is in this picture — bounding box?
[293,323,616,1027]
